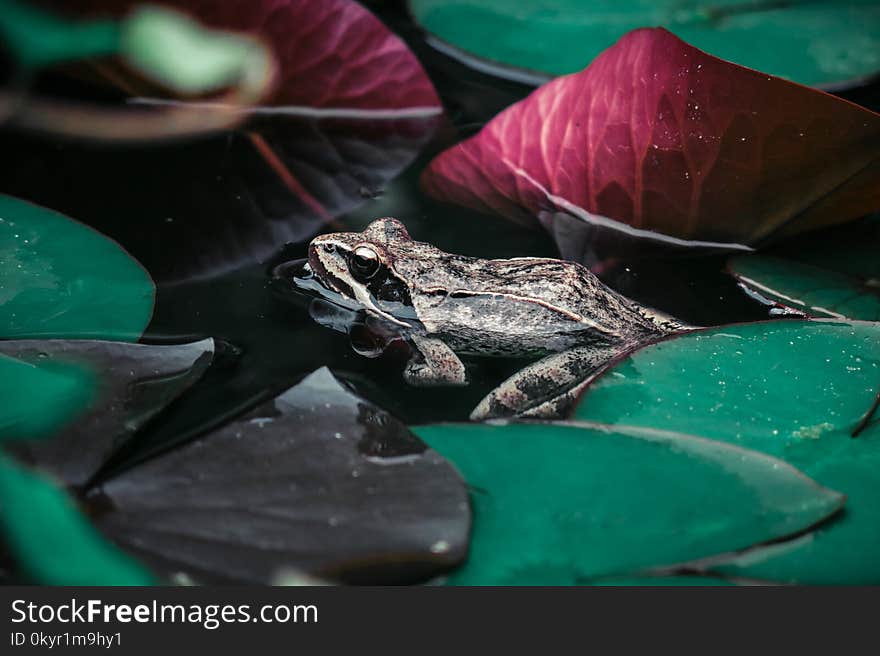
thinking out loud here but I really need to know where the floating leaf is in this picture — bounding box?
[85,368,469,584]
[410,0,880,88]
[2,339,214,489]
[413,421,842,585]
[729,255,880,320]
[573,320,880,583]
[0,194,155,340]
[421,29,880,258]
[0,454,155,585]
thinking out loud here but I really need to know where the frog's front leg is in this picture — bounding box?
[404,335,468,386]
[471,344,625,420]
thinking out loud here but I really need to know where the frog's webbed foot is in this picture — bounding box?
[404,335,468,386]
[470,345,623,420]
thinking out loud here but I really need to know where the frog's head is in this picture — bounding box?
[307,217,417,328]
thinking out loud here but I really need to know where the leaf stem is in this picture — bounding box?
[852,389,880,438]
[687,1,818,25]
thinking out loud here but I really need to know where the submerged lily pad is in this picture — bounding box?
[87,368,469,584]
[413,421,842,585]
[729,255,880,320]
[410,0,880,88]
[0,194,154,340]
[2,339,214,489]
[574,320,880,583]
[0,454,155,585]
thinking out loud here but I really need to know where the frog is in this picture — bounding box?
[298,217,690,419]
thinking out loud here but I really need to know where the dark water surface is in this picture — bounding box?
[1,1,877,477]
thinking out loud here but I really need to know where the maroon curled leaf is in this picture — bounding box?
[421,28,880,250]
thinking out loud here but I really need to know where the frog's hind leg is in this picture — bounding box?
[471,345,623,420]
[404,335,468,386]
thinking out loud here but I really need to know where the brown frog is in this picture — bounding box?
[300,217,689,419]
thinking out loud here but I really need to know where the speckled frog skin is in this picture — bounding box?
[306,217,689,419]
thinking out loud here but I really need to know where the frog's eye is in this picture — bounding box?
[349,246,381,281]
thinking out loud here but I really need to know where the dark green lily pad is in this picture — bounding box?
[730,256,880,320]
[2,339,214,489]
[0,454,154,585]
[0,194,155,340]
[413,421,842,585]
[729,213,880,323]
[574,319,880,583]
[87,368,470,584]
[410,0,880,88]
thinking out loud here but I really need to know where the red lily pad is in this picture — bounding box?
[36,0,442,281]
[421,28,880,255]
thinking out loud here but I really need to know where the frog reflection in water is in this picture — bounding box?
[299,217,690,419]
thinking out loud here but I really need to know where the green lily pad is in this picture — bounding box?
[413,421,842,585]
[573,319,880,583]
[0,454,154,585]
[0,194,155,340]
[410,0,880,88]
[0,354,95,442]
[730,255,880,320]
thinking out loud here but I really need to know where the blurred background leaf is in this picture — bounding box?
[0,454,155,585]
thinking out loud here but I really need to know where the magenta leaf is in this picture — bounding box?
[421,28,880,255]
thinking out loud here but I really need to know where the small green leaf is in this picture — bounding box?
[574,320,880,583]
[120,5,272,95]
[0,354,95,443]
[410,0,880,87]
[730,255,880,320]
[414,421,842,585]
[0,454,154,585]
[0,194,155,340]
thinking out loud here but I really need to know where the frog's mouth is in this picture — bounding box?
[306,245,415,330]
[270,258,358,314]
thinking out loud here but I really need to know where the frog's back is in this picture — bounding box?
[401,255,670,354]
[477,257,667,338]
